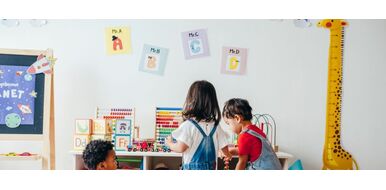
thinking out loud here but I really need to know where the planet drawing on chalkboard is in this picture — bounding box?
[5,113,22,128]
[24,74,33,81]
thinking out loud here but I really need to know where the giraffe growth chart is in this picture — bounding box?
[318,19,359,170]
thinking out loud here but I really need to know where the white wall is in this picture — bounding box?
[0,19,385,170]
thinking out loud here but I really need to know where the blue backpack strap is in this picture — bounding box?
[188,119,207,137]
[209,125,218,137]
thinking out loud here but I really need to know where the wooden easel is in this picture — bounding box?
[0,48,55,170]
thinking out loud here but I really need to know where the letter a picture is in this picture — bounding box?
[105,27,132,55]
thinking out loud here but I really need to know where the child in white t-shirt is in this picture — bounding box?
[166,80,232,170]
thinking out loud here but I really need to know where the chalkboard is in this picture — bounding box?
[0,53,45,134]
[0,49,55,169]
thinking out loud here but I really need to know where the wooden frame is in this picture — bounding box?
[0,48,55,170]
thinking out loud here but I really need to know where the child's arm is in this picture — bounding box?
[221,145,233,160]
[235,155,248,170]
[228,146,239,156]
[166,136,189,153]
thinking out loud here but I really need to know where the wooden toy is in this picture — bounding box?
[18,152,32,156]
[224,158,230,170]
[95,107,135,150]
[127,138,155,152]
[154,107,182,151]
[92,119,113,134]
[5,152,17,156]
[91,134,112,141]
[75,119,92,135]
[252,114,278,152]
[115,119,133,135]
[114,135,131,151]
[73,135,90,150]
[96,107,135,120]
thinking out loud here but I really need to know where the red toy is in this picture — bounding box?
[128,139,155,152]
[18,152,32,156]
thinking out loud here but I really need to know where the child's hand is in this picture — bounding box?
[219,150,224,158]
[166,136,173,146]
[223,157,230,170]
[219,150,232,161]
[224,155,232,162]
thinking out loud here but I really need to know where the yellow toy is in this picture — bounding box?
[318,19,359,170]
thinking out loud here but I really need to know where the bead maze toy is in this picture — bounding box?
[96,107,135,120]
[154,107,182,152]
[222,114,277,170]
[318,19,359,170]
[252,114,278,152]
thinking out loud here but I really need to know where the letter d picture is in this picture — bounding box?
[221,47,248,75]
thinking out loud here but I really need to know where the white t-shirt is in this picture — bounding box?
[172,119,230,164]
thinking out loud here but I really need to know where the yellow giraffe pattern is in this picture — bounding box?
[318,19,359,170]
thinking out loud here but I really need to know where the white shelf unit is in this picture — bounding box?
[70,150,293,170]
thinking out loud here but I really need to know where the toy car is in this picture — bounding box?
[18,152,32,156]
[127,138,155,152]
[5,152,17,156]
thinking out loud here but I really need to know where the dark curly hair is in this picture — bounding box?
[82,140,114,170]
[222,98,253,121]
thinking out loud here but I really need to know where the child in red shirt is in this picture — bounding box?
[223,98,281,170]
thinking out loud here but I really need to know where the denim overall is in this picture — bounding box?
[241,129,282,170]
[182,119,217,170]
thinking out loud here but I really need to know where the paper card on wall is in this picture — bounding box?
[181,29,210,59]
[221,47,248,75]
[105,27,132,55]
[139,44,169,76]
[0,65,36,128]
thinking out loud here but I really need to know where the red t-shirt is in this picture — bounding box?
[237,125,266,162]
